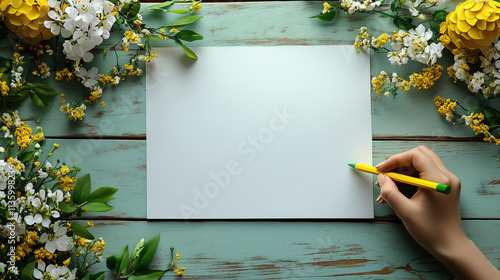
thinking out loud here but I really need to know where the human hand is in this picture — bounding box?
[375,146,500,279]
[375,146,463,255]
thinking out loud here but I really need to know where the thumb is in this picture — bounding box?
[378,174,412,216]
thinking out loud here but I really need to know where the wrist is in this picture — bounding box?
[432,237,500,279]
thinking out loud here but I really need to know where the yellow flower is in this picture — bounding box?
[409,65,443,91]
[60,175,76,192]
[433,96,457,122]
[0,81,9,96]
[191,1,202,12]
[170,28,179,34]
[32,132,44,141]
[0,0,55,45]
[322,2,331,14]
[60,165,70,175]
[440,0,500,50]
[14,122,32,148]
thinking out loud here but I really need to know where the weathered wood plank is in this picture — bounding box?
[4,1,497,140]
[42,139,500,219]
[85,220,500,279]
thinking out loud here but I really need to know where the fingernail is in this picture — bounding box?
[376,161,385,168]
[377,174,386,185]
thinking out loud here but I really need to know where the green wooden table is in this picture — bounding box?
[8,1,500,278]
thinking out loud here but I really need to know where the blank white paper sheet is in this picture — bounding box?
[146,45,373,219]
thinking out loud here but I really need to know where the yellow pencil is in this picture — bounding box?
[348,163,451,194]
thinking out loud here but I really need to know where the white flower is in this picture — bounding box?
[75,66,100,88]
[39,221,74,253]
[406,0,421,17]
[0,147,4,154]
[404,24,431,53]
[33,261,47,279]
[462,114,474,125]
[38,169,48,179]
[48,190,64,203]
[416,42,444,65]
[24,213,43,225]
[469,72,485,93]
[387,48,409,65]
[25,183,35,195]
[0,160,16,190]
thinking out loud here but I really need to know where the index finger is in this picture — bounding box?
[376,146,440,173]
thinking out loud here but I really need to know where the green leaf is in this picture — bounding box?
[59,202,77,213]
[390,1,397,12]
[174,39,198,59]
[118,245,130,274]
[18,151,34,163]
[144,1,174,11]
[81,202,114,212]
[30,91,51,108]
[87,187,118,203]
[81,274,90,280]
[168,9,188,14]
[90,271,105,280]
[131,237,145,259]
[21,261,36,280]
[7,89,30,102]
[107,255,117,273]
[433,9,449,22]
[430,21,440,32]
[177,30,203,42]
[33,83,59,96]
[128,269,165,280]
[310,11,336,22]
[129,237,146,272]
[73,173,91,205]
[0,57,11,73]
[115,245,129,273]
[393,17,415,30]
[167,15,203,27]
[129,2,141,18]
[136,235,161,270]
[71,222,95,240]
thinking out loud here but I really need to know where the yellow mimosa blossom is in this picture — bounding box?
[0,81,9,96]
[60,165,70,175]
[60,176,76,192]
[14,122,32,148]
[433,96,456,122]
[409,65,443,91]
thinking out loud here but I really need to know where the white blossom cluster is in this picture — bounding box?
[34,261,77,280]
[341,0,382,14]
[44,0,117,63]
[389,24,444,66]
[405,0,444,19]
[452,40,500,99]
[1,111,21,138]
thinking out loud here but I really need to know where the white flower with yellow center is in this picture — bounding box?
[39,221,74,253]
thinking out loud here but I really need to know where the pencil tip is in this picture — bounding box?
[348,163,355,168]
